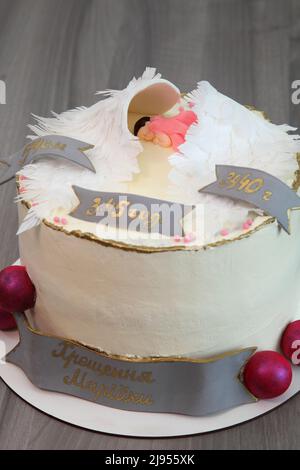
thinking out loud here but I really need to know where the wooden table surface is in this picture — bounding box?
[0,0,300,450]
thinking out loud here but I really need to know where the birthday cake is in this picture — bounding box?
[1,67,300,412]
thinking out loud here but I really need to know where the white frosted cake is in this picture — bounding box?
[16,67,300,360]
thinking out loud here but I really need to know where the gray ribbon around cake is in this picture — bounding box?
[5,313,256,416]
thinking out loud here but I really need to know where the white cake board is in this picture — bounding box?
[0,328,299,437]
[0,259,299,437]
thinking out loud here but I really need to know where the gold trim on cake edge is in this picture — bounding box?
[18,180,299,254]
[18,313,256,365]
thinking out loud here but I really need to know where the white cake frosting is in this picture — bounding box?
[16,67,300,359]
[18,203,300,358]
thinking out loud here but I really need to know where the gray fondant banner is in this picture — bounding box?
[0,135,95,185]
[199,165,300,233]
[71,186,195,237]
[5,313,256,416]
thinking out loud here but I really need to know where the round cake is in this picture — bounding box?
[17,67,300,358]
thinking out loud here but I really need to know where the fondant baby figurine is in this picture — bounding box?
[134,107,197,151]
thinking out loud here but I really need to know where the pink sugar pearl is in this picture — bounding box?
[173,235,182,242]
[220,229,229,236]
[246,218,253,226]
[184,233,196,243]
[53,216,60,224]
[61,217,68,225]
[243,222,250,230]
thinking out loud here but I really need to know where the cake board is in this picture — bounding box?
[0,262,299,437]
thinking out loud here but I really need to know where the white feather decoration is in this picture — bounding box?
[168,81,300,240]
[17,70,300,243]
[18,67,169,225]
[16,207,41,235]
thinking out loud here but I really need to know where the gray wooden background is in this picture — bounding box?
[0,0,299,450]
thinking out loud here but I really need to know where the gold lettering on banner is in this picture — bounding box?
[52,342,155,384]
[263,190,273,201]
[20,139,67,166]
[243,178,264,193]
[63,368,154,405]
[86,197,101,216]
[84,196,162,230]
[111,199,130,218]
[219,171,270,197]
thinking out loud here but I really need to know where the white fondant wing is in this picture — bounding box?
[169,81,300,238]
[16,208,41,235]
[17,68,171,227]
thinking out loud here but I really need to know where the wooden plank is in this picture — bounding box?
[0,0,299,449]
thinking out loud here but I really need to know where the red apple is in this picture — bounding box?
[281,320,300,365]
[0,307,16,330]
[0,265,36,312]
[243,350,292,399]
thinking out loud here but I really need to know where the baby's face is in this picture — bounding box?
[137,121,154,141]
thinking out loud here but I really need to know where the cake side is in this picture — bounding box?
[18,202,300,358]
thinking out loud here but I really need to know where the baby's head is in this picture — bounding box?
[133,116,151,137]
